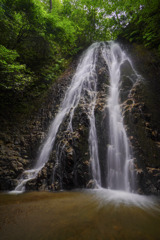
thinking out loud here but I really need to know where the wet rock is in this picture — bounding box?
[120,42,160,195]
[0,58,78,191]
[86,179,97,188]
[1,42,160,195]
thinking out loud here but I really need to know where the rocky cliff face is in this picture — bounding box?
[120,41,160,195]
[25,46,110,191]
[0,46,110,191]
[0,59,78,190]
[0,42,160,195]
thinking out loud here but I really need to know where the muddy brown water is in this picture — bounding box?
[0,190,160,240]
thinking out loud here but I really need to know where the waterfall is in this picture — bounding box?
[101,42,137,192]
[12,41,139,193]
[13,42,101,192]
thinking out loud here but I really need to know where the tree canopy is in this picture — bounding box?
[0,0,159,101]
[108,0,160,50]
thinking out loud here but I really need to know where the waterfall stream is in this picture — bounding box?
[14,42,101,192]
[13,41,140,193]
[101,42,137,191]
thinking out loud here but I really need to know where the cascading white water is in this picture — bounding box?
[12,41,140,193]
[101,42,138,192]
[13,43,101,192]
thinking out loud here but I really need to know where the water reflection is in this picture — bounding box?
[0,191,160,240]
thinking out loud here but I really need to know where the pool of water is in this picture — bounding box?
[0,189,160,240]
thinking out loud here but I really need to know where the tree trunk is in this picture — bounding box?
[50,0,52,12]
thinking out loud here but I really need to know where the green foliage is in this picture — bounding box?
[62,0,112,43]
[0,44,31,90]
[0,0,160,111]
[0,0,79,94]
[108,0,160,50]
[0,45,19,64]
